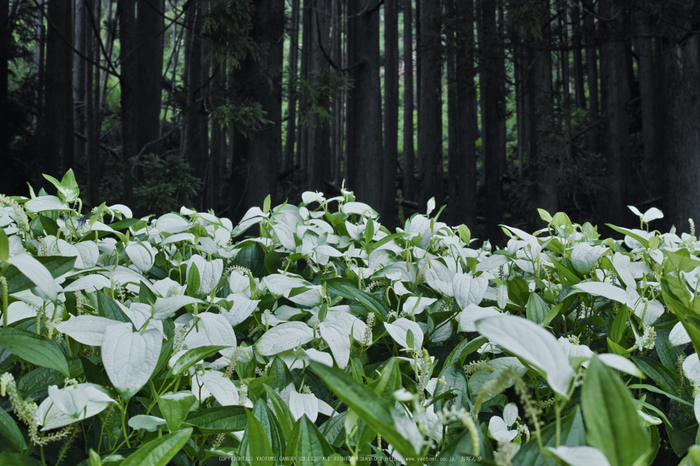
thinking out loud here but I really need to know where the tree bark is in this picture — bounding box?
[0,0,8,174]
[230,0,284,218]
[418,0,442,207]
[403,0,416,203]
[118,0,138,203]
[346,0,383,209]
[479,0,506,242]
[283,0,300,172]
[448,0,476,228]
[599,0,630,223]
[382,0,399,226]
[136,0,164,155]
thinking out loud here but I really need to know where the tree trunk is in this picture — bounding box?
[662,2,700,232]
[44,0,74,178]
[382,0,399,226]
[479,0,506,242]
[599,0,630,223]
[283,0,300,172]
[449,0,476,228]
[307,0,331,193]
[230,0,284,218]
[74,0,87,169]
[118,0,138,202]
[346,0,383,209]
[403,0,416,202]
[582,0,600,156]
[418,0,442,207]
[0,0,8,175]
[136,0,164,155]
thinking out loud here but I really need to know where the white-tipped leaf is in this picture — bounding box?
[57,316,120,346]
[383,318,424,351]
[476,314,573,397]
[101,323,162,399]
[452,274,488,309]
[255,322,315,356]
[8,254,58,301]
[546,446,611,466]
[319,321,351,368]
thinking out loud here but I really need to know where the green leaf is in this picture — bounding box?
[264,384,295,442]
[513,407,586,466]
[538,208,553,224]
[0,406,27,452]
[246,409,274,466]
[443,336,487,367]
[324,278,389,320]
[186,263,200,297]
[0,451,41,466]
[525,292,548,325]
[610,305,627,343]
[0,228,9,261]
[631,356,678,395]
[287,416,334,466]
[582,356,650,466]
[549,256,581,285]
[184,406,247,434]
[96,291,130,323]
[38,215,59,237]
[263,194,271,214]
[119,427,192,466]
[139,281,157,306]
[311,362,420,460]
[606,224,650,248]
[456,224,472,244]
[170,345,228,376]
[0,327,69,377]
[158,392,197,432]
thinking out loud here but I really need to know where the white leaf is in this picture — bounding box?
[153,295,203,320]
[571,243,606,275]
[128,415,167,432]
[108,204,132,219]
[476,314,573,397]
[57,316,120,346]
[423,260,454,296]
[262,274,310,296]
[232,206,268,236]
[156,213,191,234]
[6,301,36,324]
[597,353,644,378]
[101,323,162,399]
[184,313,237,356]
[36,383,115,430]
[402,296,437,316]
[426,198,436,216]
[187,255,223,295]
[488,416,517,443]
[628,205,643,217]
[573,281,631,306]
[475,254,509,273]
[255,322,314,356]
[642,207,664,223]
[319,322,351,368]
[383,318,424,351]
[201,371,239,406]
[221,293,259,327]
[457,304,501,333]
[302,192,325,205]
[546,446,611,466]
[670,322,691,346]
[74,242,99,268]
[289,389,319,422]
[503,403,518,426]
[125,242,156,272]
[304,348,334,367]
[161,233,196,245]
[684,353,700,385]
[25,195,71,213]
[271,223,296,250]
[453,274,488,309]
[342,202,377,217]
[8,254,58,301]
[694,393,700,424]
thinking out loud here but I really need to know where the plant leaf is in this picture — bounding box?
[120,427,192,466]
[0,327,69,377]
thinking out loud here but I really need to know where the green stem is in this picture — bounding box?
[0,277,7,327]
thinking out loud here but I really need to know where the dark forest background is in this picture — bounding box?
[1,0,699,243]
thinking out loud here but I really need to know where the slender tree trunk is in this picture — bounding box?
[382,0,398,225]
[118,0,138,202]
[45,0,74,178]
[599,0,629,223]
[403,0,415,202]
[87,0,100,205]
[283,0,300,172]
[74,0,87,168]
[136,0,164,155]
[346,0,383,208]
[298,0,311,171]
[330,0,343,184]
[449,0,476,227]
[230,0,284,217]
[479,0,506,241]
[0,0,8,172]
[571,2,586,109]
[307,0,331,193]
[418,0,442,207]
[634,5,662,201]
[582,0,600,155]
[662,1,700,232]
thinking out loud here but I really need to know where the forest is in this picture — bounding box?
[0,0,699,243]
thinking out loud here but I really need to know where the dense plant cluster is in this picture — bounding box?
[2,170,700,465]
